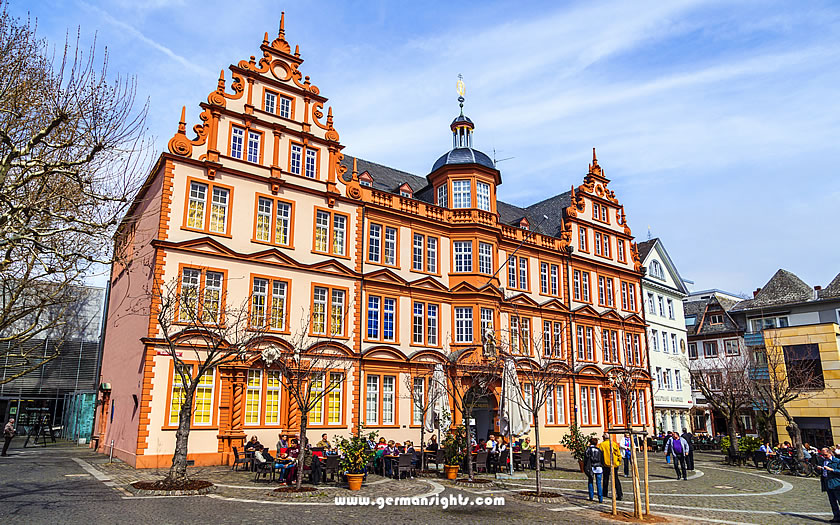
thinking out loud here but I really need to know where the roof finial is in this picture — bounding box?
[592,147,598,165]
[217,69,225,91]
[294,44,300,57]
[178,106,186,133]
[279,12,285,36]
[263,32,269,45]
[456,74,466,116]
[352,157,358,178]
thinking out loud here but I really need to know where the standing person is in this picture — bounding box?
[681,428,695,471]
[584,437,605,503]
[598,433,623,501]
[665,431,689,480]
[2,418,15,456]
[621,433,632,477]
[817,448,840,523]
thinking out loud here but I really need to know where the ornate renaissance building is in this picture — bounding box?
[95,16,653,467]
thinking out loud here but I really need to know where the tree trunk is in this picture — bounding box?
[465,414,474,481]
[420,422,426,471]
[781,407,804,461]
[534,411,542,495]
[727,412,739,458]
[166,391,193,483]
[296,412,309,489]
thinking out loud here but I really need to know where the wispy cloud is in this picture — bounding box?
[78,1,211,77]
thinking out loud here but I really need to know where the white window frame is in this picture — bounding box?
[452,180,471,208]
[478,242,493,275]
[454,241,472,272]
[476,181,491,211]
[455,307,473,343]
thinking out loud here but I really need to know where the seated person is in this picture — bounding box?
[276,433,288,452]
[521,437,532,451]
[274,451,294,485]
[477,439,486,451]
[426,435,439,452]
[287,438,300,459]
[366,435,377,450]
[316,433,331,449]
[759,442,774,455]
[375,437,388,451]
[244,435,261,452]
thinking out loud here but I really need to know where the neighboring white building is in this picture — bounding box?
[638,238,691,433]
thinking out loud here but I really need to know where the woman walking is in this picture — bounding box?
[584,437,605,503]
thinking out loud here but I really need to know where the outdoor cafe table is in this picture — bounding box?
[384,455,399,477]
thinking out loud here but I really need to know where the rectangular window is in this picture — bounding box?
[193,368,215,426]
[478,242,493,275]
[585,327,594,361]
[662,332,669,356]
[580,386,589,425]
[437,184,448,208]
[309,375,324,425]
[550,265,559,296]
[368,223,381,263]
[579,226,588,252]
[617,239,625,261]
[382,376,395,425]
[245,369,261,425]
[427,304,439,346]
[582,272,590,302]
[576,326,585,360]
[518,257,528,290]
[290,143,302,175]
[724,339,740,356]
[606,278,614,306]
[510,316,520,354]
[327,372,342,425]
[556,385,566,424]
[610,330,619,363]
[305,148,318,179]
[476,181,491,211]
[452,180,471,208]
[689,342,698,359]
[367,296,380,339]
[703,341,718,358]
[783,344,825,390]
[169,364,188,425]
[651,329,659,351]
[508,256,517,288]
[179,268,201,322]
[589,386,599,425]
[230,126,244,159]
[247,130,260,163]
[573,270,581,300]
[540,263,549,294]
[633,335,641,366]
[264,91,276,114]
[383,226,397,265]
[413,234,423,271]
[315,210,330,253]
[675,370,682,391]
[202,271,223,323]
[412,378,425,425]
[554,322,564,358]
[628,283,635,311]
[546,385,556,424]
[709,372,722,391]
[594,232,602,256]
[255,197,273,243]
[311,285,345,336]
[279,96,292,119]
[366,375,379,425]
[187,181,207,230]
[413,302,424,344]
[383,298,396,341]
[454,241,472,272]
[523,383,534,424]
[427,237,438,273]
[455,307,473,343]
[266,371,281,425]
[648,293,656,314]
[621,282,628,310]
[480,308,494,339]
[667,299,674,319]
[658,295,665,317]
[598,276,606,305]
[251,277,288,331]
[602,234,610,258]
[209,187,229,234]
[543,321,552,357]
[602,330,610,363]
[614,391,624,425]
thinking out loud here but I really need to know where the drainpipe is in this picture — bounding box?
[564,245,578,426]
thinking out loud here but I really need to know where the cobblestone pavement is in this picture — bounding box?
[1,443,835,524]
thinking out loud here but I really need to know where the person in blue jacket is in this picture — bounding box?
[816,447,840,522]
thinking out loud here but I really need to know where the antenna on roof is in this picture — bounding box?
[647,226,652,240]
[492,148,514,167]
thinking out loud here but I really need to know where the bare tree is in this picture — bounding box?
[751,332,826,459]
[403,363,435,470]
[437,344,502,481]
[0,3,148,379]
[685,350,753,457]
[261,310,352,489]
[153,277,266,485]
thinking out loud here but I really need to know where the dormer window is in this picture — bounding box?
[518,217,530,229]
[359,171,373,188]
[399,183,413,199]
[649,260,664,280]
[476,181,491,211]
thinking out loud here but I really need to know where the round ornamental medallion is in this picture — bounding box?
[595,184,604,196]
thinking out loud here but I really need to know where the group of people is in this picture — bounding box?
[760,440,819,460]
[583,433,637,503]
[244,432,330,485]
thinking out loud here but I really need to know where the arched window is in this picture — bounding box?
[650,260,664,280]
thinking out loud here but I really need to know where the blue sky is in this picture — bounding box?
[13,0,840,296]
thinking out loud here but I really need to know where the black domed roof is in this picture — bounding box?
[451,114,473,126]
[432,147,494,172]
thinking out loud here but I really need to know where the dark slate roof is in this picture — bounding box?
[431,147,494,172]
[819,272,840,299]
[730,269,814,312]
[339,154,572,237]
[636,239,657,262]
[341,155,432,200]
[685,296,742,337]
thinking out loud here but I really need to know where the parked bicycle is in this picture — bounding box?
[766,453,813,477]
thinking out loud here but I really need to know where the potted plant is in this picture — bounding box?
[560,422,595,473]
[337,430,377,491]
[442,426,467,480]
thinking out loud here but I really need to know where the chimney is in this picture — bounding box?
[753,287,761,298]
[815,286,822,291]
[815,285,822,300]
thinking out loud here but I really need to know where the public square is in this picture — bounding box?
[0,442,833,525]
